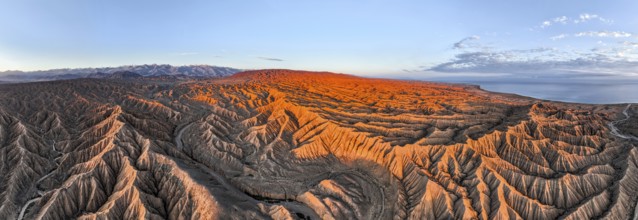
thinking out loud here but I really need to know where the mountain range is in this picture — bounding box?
[0,64,241,82]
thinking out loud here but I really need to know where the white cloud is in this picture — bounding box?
[538,13,612,29]
[550,34,567,40]
[539,16,570,28]
[554,16,569,24]
[550,31,633,40]
[574,13,613,24]
[575,31,632,38]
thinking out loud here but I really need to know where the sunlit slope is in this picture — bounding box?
[1,70,636,220]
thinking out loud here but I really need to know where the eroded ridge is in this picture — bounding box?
[1,70,637,220]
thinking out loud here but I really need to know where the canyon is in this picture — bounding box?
[1,69,637,219]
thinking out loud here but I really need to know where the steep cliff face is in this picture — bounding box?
[0,70,636,220]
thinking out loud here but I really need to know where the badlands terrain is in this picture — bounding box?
[0,69,637,219]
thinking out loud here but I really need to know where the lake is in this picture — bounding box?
[422,77,638,104]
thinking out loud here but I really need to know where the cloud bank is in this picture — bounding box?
[425,13,637,78]
[429,38,638,77]
[429,49,638,77]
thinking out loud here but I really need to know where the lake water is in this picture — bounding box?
[473,81,638,104]
[424,77,638,104]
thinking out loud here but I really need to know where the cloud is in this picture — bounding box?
[424,13,636,78]
[550,31,633,40]
[538,13,612,29]
[623,41,638,47]
[574,13,613,24]
[593,41,638,59]
[554,16,569,24]
[541,16,569,28]
[550,34,567,40]
[575,31,632,38]
[257,56,284,62]
[429,51,636,76]
[428,42,638,77]
[453,35,480,49]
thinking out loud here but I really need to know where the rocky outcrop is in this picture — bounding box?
[0,70,636,219]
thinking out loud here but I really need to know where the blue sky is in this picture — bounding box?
[1,0,638,77]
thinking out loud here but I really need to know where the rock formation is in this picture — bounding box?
[0,69,636,219]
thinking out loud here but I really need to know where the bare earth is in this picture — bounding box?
[1,70,637,219]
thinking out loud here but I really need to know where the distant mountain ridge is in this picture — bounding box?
[105,70,144,79]
[0,64,242,82]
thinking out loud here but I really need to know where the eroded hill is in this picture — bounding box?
[0,70,637,220]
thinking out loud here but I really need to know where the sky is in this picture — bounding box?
[1,0,638,78]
